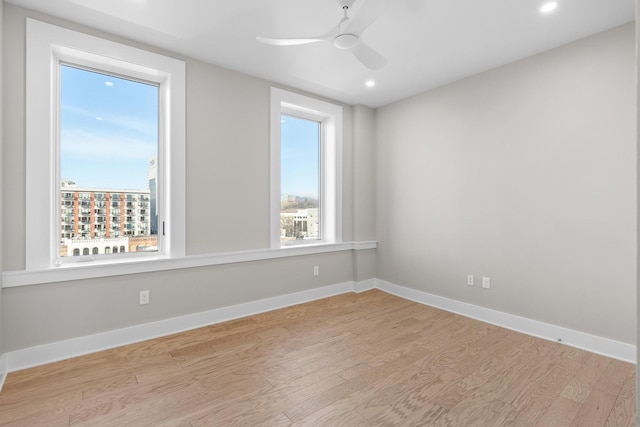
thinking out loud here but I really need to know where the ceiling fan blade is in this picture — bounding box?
[353,41,387,70]
[256,36,325,46]
[344,0,391,36]
[256,21,341,47]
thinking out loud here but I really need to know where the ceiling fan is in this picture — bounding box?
[256,0,389,70]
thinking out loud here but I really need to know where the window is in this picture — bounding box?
[270,88,342,248]
[26,19,185,270]
[280,115,320,243]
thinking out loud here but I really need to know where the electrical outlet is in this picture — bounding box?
[313,266,319,276]
[482,277,491,289]
[139,290,150,305]
[467,275,474,286]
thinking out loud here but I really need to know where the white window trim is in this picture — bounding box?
[25,18,185,270]
[270,87,343,248]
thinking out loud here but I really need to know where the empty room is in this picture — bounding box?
[0,0,637,425]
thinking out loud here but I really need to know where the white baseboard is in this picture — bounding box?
[3,280,363,375]
[376,279,636,364]
[0,354,7,391]
[353,278,376,293]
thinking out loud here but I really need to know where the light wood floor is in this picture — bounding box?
[0,289,635,426]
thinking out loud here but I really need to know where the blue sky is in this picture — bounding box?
[281,114,319,198]
[60,65,158,190]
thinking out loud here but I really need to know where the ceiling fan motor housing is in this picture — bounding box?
[333,33,359,50]
[337,0,356,10]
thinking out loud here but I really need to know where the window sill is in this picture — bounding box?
[2,241,377,288]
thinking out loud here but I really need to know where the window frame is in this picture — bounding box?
[25,18,186,270]
[270,87,342,249]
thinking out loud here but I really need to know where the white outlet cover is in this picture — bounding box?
[140,290,150,305]
[482,277,491,289]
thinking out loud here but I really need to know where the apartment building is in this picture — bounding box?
[60,181,152,255]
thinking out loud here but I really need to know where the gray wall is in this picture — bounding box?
[1,5,375,352]
[352,105,377,283]
[375,24,637,344]
[352,105,376,242]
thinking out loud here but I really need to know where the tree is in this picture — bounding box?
[280,215,294,237]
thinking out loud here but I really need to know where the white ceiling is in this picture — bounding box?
[7,0,635,108]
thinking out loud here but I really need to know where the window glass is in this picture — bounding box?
[59,65,158,258]
[270,88,342,248]
[280,114,320,244]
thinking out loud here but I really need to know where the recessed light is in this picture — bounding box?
[540,2,558,13]
[104,81,114,87]
[365,80,376,88]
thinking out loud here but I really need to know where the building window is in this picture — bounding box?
[92,247,99,255]
[25,19,186,270]
[73,249,80,256]
[270,88,342,248]
[280,115,320,242]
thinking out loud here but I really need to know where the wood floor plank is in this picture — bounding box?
[302,349,450,423]
[509,355,582,426]
[135,380,276,426]
[81,374,139,400]
[605,374,637,427]
[534,396,582,427]
[190,374,345,426]
[284,346,429,422]
[292,400,370,427]
[443,391,517,426]
[561,353,611,404]
[0,290,634,426]
[569,389,618,427]
[68,378,207,425]
[0,411,70,427]
[596,360,635,396]
[72,382,209,427]
[0,387,81,424]
[360,367,460,425]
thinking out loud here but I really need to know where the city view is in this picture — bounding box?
[280,114,321,244]
[59,65,159,257]
[280,194,319,243]
[59,158,158,257]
